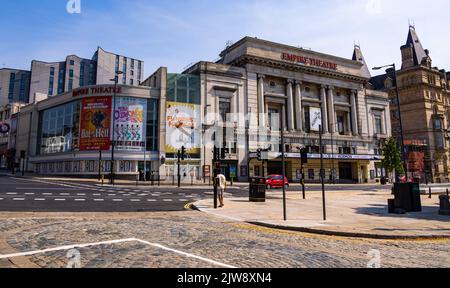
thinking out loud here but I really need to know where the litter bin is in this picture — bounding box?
[392,182,422,212]
[249,177,266,202]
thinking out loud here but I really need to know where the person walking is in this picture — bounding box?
[217,174,227,208]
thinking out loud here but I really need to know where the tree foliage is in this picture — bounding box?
[381,138,404,175]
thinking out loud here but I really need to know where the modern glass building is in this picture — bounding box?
[15,84,161,178]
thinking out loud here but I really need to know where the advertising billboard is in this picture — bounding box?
[166,101,201,155]
[79,96,112,151]
[309,107,322,132]
[113,98,147,151]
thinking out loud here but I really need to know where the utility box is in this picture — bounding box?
[390,183,422,213]
[249,177,266,202]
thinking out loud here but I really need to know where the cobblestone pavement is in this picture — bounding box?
[0,211,449,268]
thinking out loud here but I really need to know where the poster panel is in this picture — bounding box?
[165,101,201,155]
[309,107,322,132]
[113,98,147,151]
[79,96,112,151]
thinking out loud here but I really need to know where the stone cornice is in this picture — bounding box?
[230,55,368,83]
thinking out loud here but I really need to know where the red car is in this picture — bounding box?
[266,175,289,190]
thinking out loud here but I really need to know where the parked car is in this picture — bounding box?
[265,175,289,190]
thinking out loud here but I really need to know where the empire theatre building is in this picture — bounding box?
[187,37,391,184]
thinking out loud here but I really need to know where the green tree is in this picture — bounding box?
[381,138,404,181]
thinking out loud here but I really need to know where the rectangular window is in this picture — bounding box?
[8,73,15,100]
[130,79,134,85]
[19,74,27,102]
[58,68,65,94]
[304,107,311,133]
[374,115,383,134]
[337,115,345,135]
[219,98,231,122]
[49,67,55,96]
[268,108,280,130]
[137,61,142,80]
[69,69,74,78]
[79,62,85,86]
[69,60,75,66]
[68,79,73,91]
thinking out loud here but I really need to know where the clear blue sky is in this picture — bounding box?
[1,0,449,77]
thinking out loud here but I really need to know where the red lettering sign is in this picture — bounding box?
[282,53,337,70]
[72,86,122,97]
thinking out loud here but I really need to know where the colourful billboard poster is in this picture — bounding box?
[113,98,147,151]
[79,96,112,151]
[166,101,201,155]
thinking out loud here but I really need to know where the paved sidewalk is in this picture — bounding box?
[193,189,450,239]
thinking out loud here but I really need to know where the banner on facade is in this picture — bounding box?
[165,101,201,155]
[79,96,112,151]
[309,107,322,132]
[113,98,147,151]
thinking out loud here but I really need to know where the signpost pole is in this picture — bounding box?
[177,150,181,188]
[98,150,102,181]
[319,125,327,221]
[281,113,287,221]
[213,146,218,209]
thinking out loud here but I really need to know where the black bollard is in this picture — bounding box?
[429,187,432,199]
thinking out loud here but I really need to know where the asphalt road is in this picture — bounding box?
[0,175,392,212]
[0,176,247,212]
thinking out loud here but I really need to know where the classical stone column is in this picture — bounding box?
[258,75,266,128]
[286,79,295,131]
[295,81,303,132]
[327,86,336,134]
[320,85,329,134]
[281,104,287,131]
[350,90,359,136]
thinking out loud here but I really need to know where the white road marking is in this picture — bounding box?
[74,199,86,202]
[54,199,66,201]
[0,238,236,268]
[0,198,3,201]
[34,198,46,201]
[108,194,116,196]
[77,193,86,196]
[147,199,157,202]
[60,193,70,196]
[17,187,79,191]
[13,198,25,201]
[112,199,123,202]
[93,199,104,202]
[179,199,188,202]
[163,199,173,202]
[93,194,101,196]
[130,199,141,202]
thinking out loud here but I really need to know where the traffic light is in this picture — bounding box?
[213,147,220,160]
[180,146,187,161]
[257,149,262,161]
[301,148,308,165]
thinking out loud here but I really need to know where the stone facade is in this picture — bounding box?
[371,26,450,183]
[184,37,391,183]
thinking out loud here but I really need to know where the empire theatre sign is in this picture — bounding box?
[72,86,122,97]
[281,52,338,71]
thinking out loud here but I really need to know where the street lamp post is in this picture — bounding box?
[203,104,212,184]
[373,64,408,181]
[109,71,123,185]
